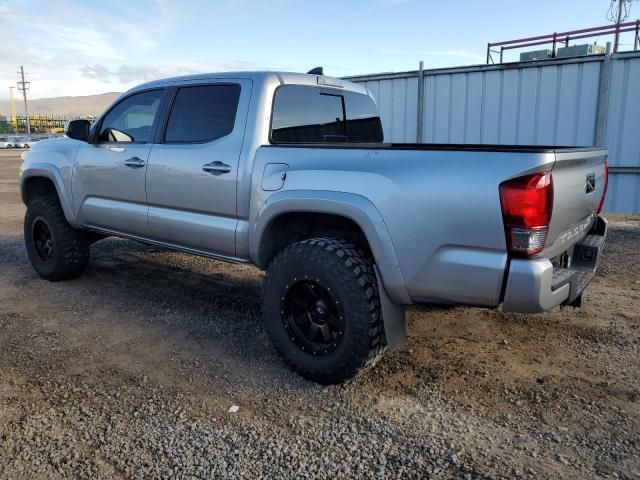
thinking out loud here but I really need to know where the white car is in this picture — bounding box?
[8,136,29,148]
[26,137,43,147]
[0,137,13,148]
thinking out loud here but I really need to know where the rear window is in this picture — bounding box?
[165,84,240,143]
[270,85,383,143]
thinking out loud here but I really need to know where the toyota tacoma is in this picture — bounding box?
[20,70,608,383]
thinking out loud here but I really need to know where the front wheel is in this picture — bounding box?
[263,238,386,384]
[24,196,90,281]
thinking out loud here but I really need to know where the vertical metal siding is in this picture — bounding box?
[602,55,640,212]
[360,77,418,143]
[350,53,640,213]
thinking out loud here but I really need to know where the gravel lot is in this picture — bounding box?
[0,149,638,479]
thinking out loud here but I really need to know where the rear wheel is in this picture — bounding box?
[24,196,90,281]
[263,238,386,384]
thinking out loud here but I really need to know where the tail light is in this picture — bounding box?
[499,172,553,256]
[597,160,608,214]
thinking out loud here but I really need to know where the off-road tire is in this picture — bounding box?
[263,237,386,384]
[24,196,90,281]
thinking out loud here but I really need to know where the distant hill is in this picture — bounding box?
[0,92,121,117]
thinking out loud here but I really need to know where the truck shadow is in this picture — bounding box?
[0,234,310,392]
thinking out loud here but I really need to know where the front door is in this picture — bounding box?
[73,89,165,237]
[146,80,251,257]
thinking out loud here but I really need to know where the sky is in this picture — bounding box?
[1,0,638,100]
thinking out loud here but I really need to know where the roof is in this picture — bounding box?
[128,71,368,96]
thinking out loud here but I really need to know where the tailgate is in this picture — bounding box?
[543,148,607,258]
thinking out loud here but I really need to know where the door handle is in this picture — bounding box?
[202,161,231,174]
[124,157,145,168]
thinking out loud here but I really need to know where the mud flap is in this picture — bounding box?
[374,265,407,350]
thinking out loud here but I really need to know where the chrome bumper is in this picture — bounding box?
[502,216,608,313]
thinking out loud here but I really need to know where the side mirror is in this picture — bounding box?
[66,119,91,142]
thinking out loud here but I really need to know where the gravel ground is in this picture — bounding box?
[0,150,638,479]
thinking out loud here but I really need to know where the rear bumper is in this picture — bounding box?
[502,216,607,313]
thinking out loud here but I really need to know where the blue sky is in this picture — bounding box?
[1,0,638,99]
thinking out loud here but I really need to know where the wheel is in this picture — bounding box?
[263,238,386,384]
[24,196,90,281]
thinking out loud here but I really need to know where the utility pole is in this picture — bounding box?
[614,0,624,52]
[8,87,17,133]
[17,65,30,134]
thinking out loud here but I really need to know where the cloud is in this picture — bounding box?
[0,0,280,100]
[78,59,274,87]
[79,65,164,85]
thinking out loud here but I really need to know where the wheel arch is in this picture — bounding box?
[20,165,78,228]
[251,190,411,305]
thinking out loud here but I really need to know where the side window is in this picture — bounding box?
[164,85,240,143]
[271,86,346,143]
[270,85,382,143]
[344,92,383,143]
[98,90,163,143]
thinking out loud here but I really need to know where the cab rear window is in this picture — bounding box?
[270,85,383,143]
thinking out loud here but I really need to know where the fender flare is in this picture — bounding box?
[250,190,411,305]
[20,164,79,228]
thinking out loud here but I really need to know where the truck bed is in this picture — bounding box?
[257,142,607,307]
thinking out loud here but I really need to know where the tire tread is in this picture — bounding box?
[263,237,386,384]
[25,196,89,281]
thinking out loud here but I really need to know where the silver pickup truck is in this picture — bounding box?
[20,70,608,384]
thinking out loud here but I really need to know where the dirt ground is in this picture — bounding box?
[0,150,638,479]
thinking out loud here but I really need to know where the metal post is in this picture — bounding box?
[499,46,504,63]
[17,65,30,134]
[635,20,639,50]
[595,42,613,147]
[552,32,557,57]
[416,61,425,143]
[486,43,491,64]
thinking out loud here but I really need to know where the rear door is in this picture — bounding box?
[145,80,251,257]
[73,89,166,236]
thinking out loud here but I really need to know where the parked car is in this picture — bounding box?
[8,136,29,148]
[25,137,43,147]
[19,70,609,384]
[0,137,12,148]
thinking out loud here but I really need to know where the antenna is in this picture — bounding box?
[307,67,324,75]
[607,0,638,52]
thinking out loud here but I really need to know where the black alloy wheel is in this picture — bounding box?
[31,217,55,263]
[281,279,345,356]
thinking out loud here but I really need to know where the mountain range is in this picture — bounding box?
[0,92,122,118]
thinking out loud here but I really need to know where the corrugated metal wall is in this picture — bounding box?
[349,52,640,214]
[603,54,640,213]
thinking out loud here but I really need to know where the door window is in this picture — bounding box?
[164,85,241,143]
[98,90,163,143]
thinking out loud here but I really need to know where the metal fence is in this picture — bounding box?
[347,51,640,214]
